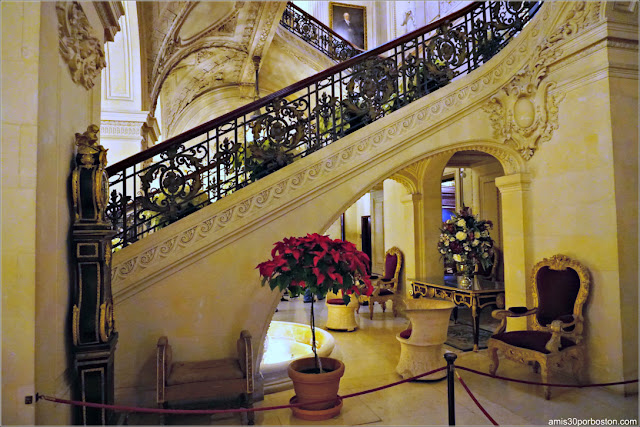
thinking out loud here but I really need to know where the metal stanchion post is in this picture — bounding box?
[445,352,458,426]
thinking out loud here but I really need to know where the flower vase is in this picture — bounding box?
[456,263,473,289]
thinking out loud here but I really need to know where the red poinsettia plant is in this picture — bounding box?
[257,233,373,370]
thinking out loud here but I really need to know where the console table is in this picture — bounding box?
[409,275,505,351]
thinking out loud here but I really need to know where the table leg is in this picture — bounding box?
[472,299,480,352]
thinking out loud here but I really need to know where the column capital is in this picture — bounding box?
[495,173,532,193]
[401,193,422,204]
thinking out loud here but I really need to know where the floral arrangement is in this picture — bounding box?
[438,207,494,271]
[257,233,372,369]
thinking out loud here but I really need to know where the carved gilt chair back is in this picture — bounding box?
[530,254,590,342]
[359,247,404,320]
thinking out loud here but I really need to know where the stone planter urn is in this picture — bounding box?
[396,298,456,381]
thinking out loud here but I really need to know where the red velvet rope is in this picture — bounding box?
[456,371,499,426]
[37,366,447,414]
[341,366,447,398]
[37,365,637,415]
[456,365,639,388]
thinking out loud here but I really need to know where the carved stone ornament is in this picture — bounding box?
[56,1,107,90]
[482,1,605,160]
[483,66,564,160]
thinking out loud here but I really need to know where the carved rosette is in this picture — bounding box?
[56,2,107,90]
[484,66,564,160]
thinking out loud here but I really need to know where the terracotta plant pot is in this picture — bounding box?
[288,356,345,418]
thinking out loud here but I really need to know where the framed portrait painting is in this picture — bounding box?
[329,3,367,50]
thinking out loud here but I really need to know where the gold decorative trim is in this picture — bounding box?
[72,305,80,346]
[72,125,109,224]
[99,301,114,342]
[77,243,99,258]
[530,254,591,342]
[56,2,107,90]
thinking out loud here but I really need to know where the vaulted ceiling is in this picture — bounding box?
[138,1,287,135]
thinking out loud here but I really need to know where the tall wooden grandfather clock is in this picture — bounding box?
[70,125,118,424]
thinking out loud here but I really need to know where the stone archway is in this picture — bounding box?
[386,142,528,329]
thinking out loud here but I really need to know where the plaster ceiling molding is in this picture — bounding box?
[237,2,288,84]
[94,1,126,42]
[162,47,247,136]
[482,1,606,160]
[149,2,277,111]
[154,2,240,79]
[169,85,257,138]
[143,1,187,102]
[56,1,107,90]
[100,120,143,139]
[110,2,571,290]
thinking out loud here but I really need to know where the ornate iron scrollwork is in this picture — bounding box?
[343,57,398,130]
[106,1,542,250]
[280,2,360,61]
[425,23,467,80]
[490,2,531,32]
[251,97,310,150]
[105,188,130,234]
[248,98,309,179]
[137,144,207,223]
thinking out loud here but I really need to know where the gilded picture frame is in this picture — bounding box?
[329,2,367,50]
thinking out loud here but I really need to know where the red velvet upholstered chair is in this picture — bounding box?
[358,247,403,320]
[487,254,590,399]
[156,331,254,424]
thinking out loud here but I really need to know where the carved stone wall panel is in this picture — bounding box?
[100,120,143,139]
[56,1,107,90]
[483,1,606,160]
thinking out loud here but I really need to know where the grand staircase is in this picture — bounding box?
[107,1,545,403]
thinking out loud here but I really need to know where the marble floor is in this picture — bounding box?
[130,297,638,425]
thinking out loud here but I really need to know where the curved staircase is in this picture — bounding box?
[107,2,555,404]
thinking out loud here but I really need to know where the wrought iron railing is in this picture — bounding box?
[106,2,541,249]
[280,2,362,61]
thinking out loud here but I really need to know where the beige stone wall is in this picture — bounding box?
[383,178,413,298]
[2,2,110,423]
[1,2,40,424]
[525,75,624,382]
[522,10,638,384]
[609,65,639,394]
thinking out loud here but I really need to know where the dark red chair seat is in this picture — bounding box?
[327,298,347,305]
[378,289,393,296]
[399,328,412,339]
[492,331,575,354]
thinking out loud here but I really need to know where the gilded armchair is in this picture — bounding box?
[156,330,254,424]
[358,247,403,320]
[487,254,590,399]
